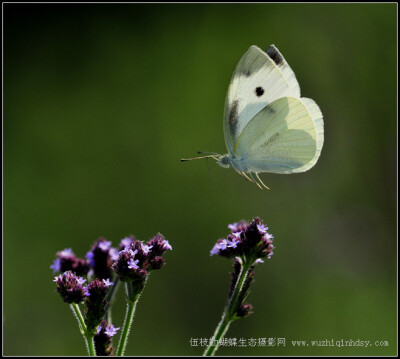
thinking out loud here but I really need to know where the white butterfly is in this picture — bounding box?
[182,45,324,190]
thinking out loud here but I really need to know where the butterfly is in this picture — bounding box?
[182,45,324,190]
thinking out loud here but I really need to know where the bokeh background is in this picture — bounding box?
[4,3,397,356]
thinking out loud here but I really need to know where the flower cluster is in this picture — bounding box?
[50,248,90,276]
[51,232,172,356]
[112,233,172,283]
[51,238,118,311]
[86,238,119,280]
[209,217,275,324]
[94,320,120,356]
[53,271,88,304]
[84,278,114,332]
[210,217,274,263]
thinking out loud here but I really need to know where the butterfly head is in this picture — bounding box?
[217,154,231,169]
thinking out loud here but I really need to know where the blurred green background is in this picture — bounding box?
[4,3,397,356]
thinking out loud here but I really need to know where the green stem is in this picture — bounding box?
[70,303,87,335]
[203,313,232,357]
[203,261,253,356]
[116,297,139,356]
[70,303,96,356]
[85,334,96,356]
[116,280,145,356]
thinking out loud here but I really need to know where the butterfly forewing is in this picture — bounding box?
[265,45,300,99]
[234,96,324,174]
[224,45,301,155]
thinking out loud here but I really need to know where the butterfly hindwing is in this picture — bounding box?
[234,96,324,174]
[224,45,301,154]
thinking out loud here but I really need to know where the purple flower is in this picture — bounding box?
[112,245,147,282]
[50,258,61,273]
[210,219,274,324]
[94,320,118,356]
[141,243,153,255]
[228,220,248,233]
[84,278,113,331]
[257,224,268,234]
[210,239,229,256]
[210,218,274,263]
[264,232,274,241]
[112,233,172,281]
[102,278,114,288]
[109,248,119,262]
[76,277,87,285]
[228,222,238,231]
[119,248,138,257]
[86,238,116,280]
[210,244,220,256]
[232,231,242,239]
[119,236,136,251]
[53,271,88,303]
[161,239,172,251]
[128,258,139,270]
[83,286,91,297]
[227,240,238,249]
[50,248,90,276]
[98,240,112,252]
[104,324,120,338]
[147,234,173,255]
[121,237,132,249]
[60,248,74,256]
[85,251,95,266]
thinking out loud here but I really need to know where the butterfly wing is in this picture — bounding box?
[265,45,300,98]
[224,45,301,155]
[234,96,324,174]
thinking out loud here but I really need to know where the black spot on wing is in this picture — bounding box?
[261,132,280,148]
[229,100,239,138]
[255,87,264,97]
[266,46,284,66]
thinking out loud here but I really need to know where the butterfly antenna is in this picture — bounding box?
[181,154,219,162]
[197,151,220,155]
[255,173,270,190]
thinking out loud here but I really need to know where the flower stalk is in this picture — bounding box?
[204,260,253,356]
[116,288,142,356]
[70,303,96,356]
[204,217,275,356]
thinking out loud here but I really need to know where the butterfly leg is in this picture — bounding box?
[240,171,256,183]
[255,173,270,190]
[249,172,263,190]
[234,169,253,182]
